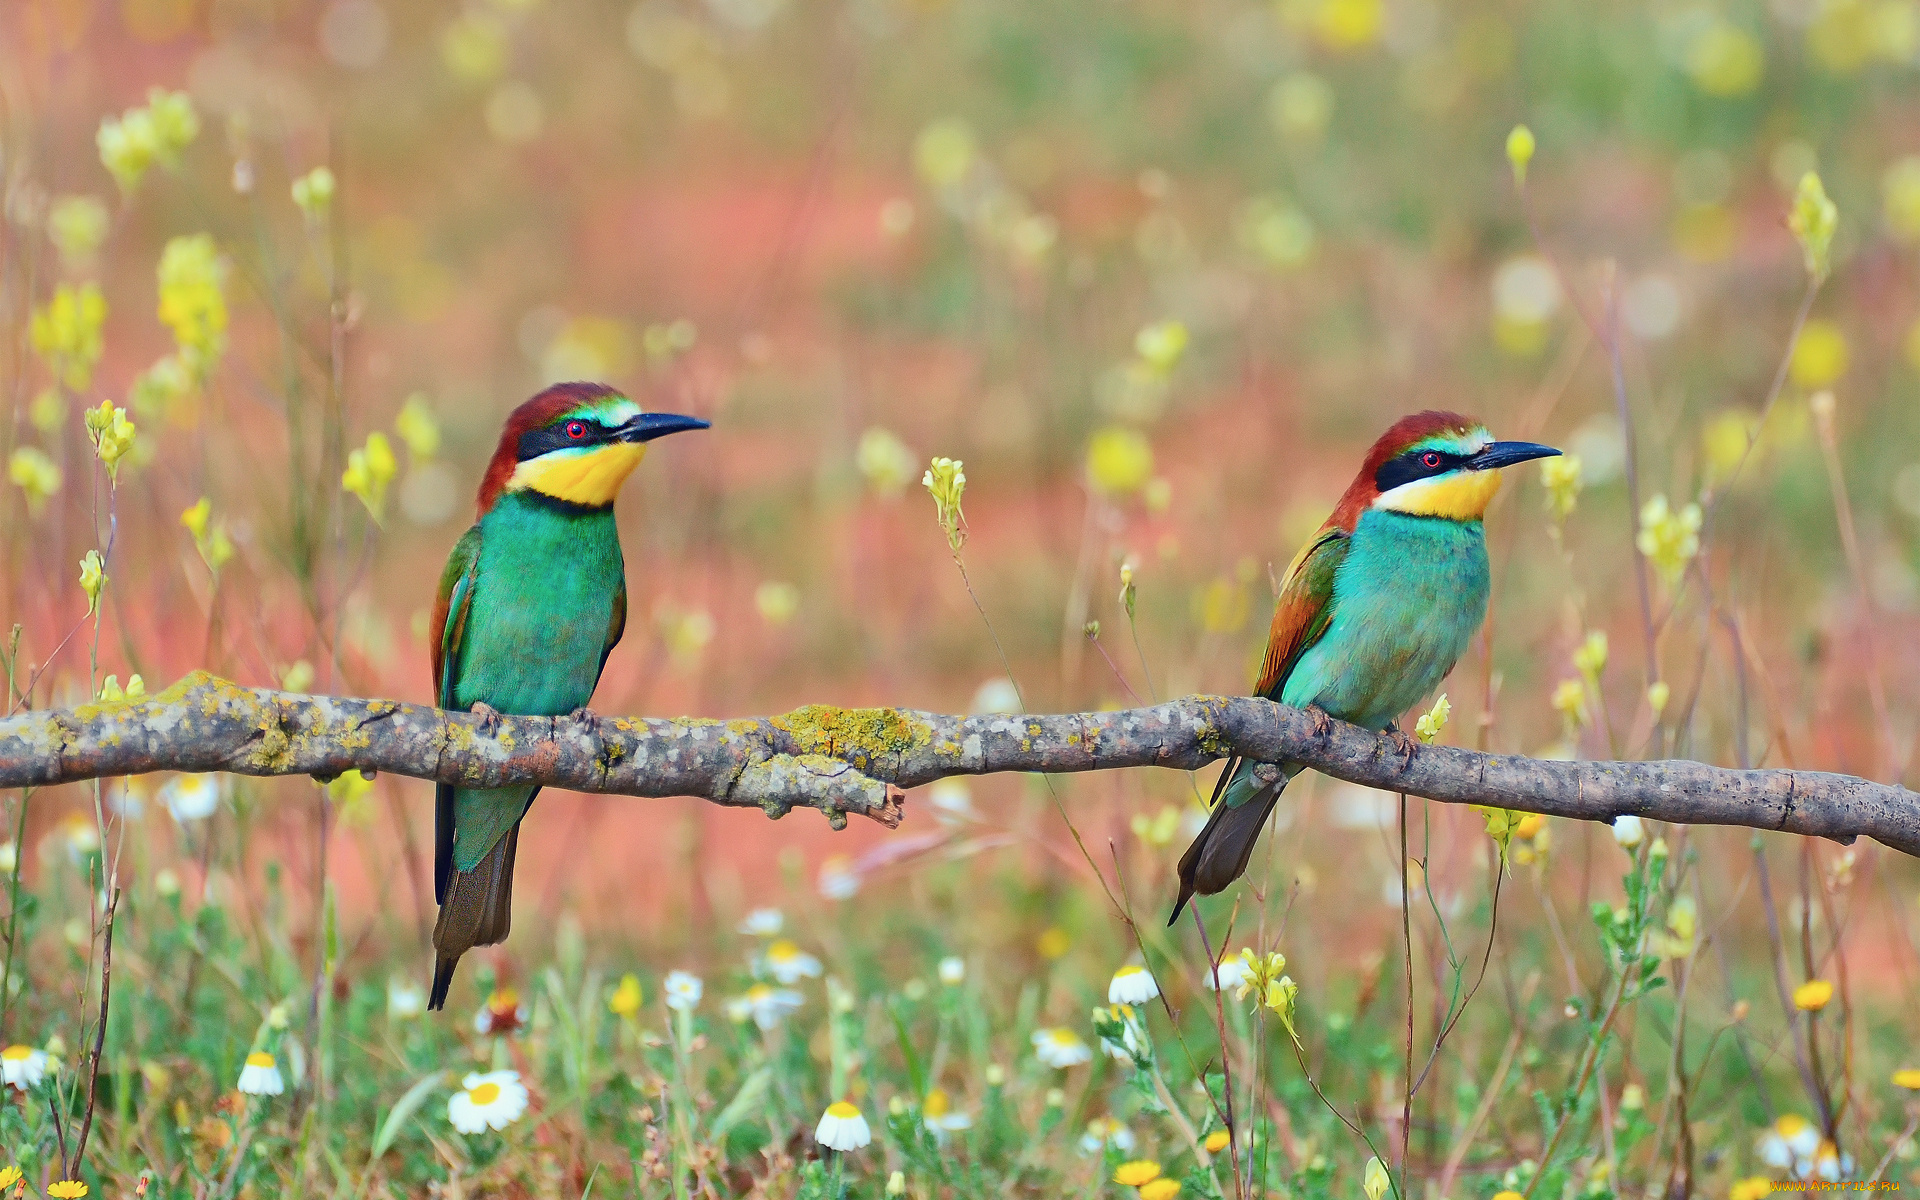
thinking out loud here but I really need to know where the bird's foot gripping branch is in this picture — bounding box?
[2,671,1919,858]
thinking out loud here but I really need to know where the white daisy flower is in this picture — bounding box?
[1611,814,1644,848]
[1078,1116,1135,1155]
[1811,1141,1850,1182]
[732,983,804,1030]
[664,970,703,1012]
[161,774,221,823]
[387,977,425,1019]
[818,856,861,900]
[814,1100,872,1151]
[1107,964,1159,1005]
[448,1070,529,1133]
[938,956,966,985]
[738,907,784,936]
[761,939,822,984]
[1,1044,48,1090]
[236,1051,284,1096]
[1032,1027,1092,1068]
[922,1087,972,1139]
[1202,953,1254,991]
[1759,1115,1821,1176]
[1097,1008,1147,1062]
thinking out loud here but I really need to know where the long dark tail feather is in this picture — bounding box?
[429,826,520,1010]
[1168,774,1285,926]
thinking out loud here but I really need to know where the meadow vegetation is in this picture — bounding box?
[3,0,1920,1195]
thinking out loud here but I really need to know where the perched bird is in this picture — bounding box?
[1170,411,1558,924]
[428,381,708,1008]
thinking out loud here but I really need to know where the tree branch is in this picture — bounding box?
[1,672,1915,855]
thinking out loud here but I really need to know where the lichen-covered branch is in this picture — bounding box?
[0,672,1915,855]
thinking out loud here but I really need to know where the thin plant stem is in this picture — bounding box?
[1398,794,1413,1185]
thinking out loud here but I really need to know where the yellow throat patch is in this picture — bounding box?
[1374,467,1504,520]
[508,442,647,508]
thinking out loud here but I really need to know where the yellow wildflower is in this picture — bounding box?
[1647,681,1671,717]
[1892,1067,1920,1090]
[1551,679,1588,729]
[0,1166,18,1189]
[79,550,107,615]
[129,355,194,423]
[291,166,335,220]
[922,456,967,552]
[1635,495,1701,586]
[1506,125,1535,185]
[1541,453,1581,520]
[754,581,800,625]
[1787,172,1839,281]
[1573,631,1607,680]
[1686,21,1765,95]
[857,427,916,496]
[1789,320,1849,389]
[1134,320,1189,375]
[30,283,107,391]
[609,973,643,1017]
[9,447,63,514]
[1204,1129,1230,1154]
[48,1181,88,1199]
[1473,805,1527,867]
[1140,1181,1182,1200]
[1414,693,1450,744]
[83,401,137,483]
[157,234,228,381]
[1363,1155,1390,1200]
[1114,1160,1162,1186]
[395,394,441,460]
[1792,979,1834,1011]
[1036,927,1070,959]
[1731,1178,1771,1200]
[343,431,399,520]
[913,119,976,190]
[47,195,109,265]
[1086,427,1155,497]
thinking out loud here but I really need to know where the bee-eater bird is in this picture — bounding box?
[1169,411,1559,924]
[428,381,708,1008]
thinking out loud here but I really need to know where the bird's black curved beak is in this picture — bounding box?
[618,412,710,443]
[1470,441,1561,470]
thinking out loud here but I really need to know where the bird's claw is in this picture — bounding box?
[1384,722,1418,770]
[1306,705,1334,739]
[470,701,504,736]
[567,706,602,738]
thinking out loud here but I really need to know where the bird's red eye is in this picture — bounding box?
[565,421,587,439]
[1421,451,1443,469]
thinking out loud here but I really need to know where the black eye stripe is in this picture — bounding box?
[1375,447,1469,493]
[516,419,610,461]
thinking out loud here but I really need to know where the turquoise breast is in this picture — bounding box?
[451,492,626,718]
[1280,509,1489,732]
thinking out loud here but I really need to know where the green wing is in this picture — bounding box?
[432,526,482,903]
[431,526,482,708]
[1211,526,1349,810]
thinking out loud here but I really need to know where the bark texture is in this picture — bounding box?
[0,672,1913,854]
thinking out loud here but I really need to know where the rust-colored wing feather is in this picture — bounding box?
[1251,524,1348,700]
[431,526,483,709]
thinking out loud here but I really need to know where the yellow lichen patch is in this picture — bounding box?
[771,705,932,767]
